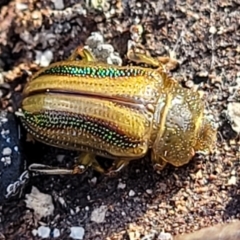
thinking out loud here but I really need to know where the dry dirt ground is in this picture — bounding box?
[0,0,240,239]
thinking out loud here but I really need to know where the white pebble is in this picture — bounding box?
[58,196,66,207]
[121,211,126,216]
[3,156,11,165]
[117,182,126,189]
[90,205,108,223]
[25,186,54,220]
[94,44,115,60]
[15,3,28,10]
[1,156,11,166]
[70,226,85,240]
[53,228,60,238]
[157,232,173,240]
[75,206,80,213]
[32,229,38,236]
[0,117,8,124]
[85,32,104,49]
[14,146,19,152]
[51,0,64,10]
[129,190,135,197]
[226,102,240,133]
[146,189,153,195]
[2,147,12,156]
[70,208,75,215]
[97,44,114,54]
[37,226,51,239]
[209,26,217,34]
[107,53,123,66]
[228,175,237,186]
[90,177,97,185]
[35,50,53,67]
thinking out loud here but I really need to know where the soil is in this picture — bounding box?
[0,0,240,239]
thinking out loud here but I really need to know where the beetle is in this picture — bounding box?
[17,46,216,175]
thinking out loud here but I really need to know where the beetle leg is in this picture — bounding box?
[105,159,130,176]
[153,159,167,171]
[127,49,178,71]
[73,152,106,174]
[151,155,168,171]
[28,163,80,175]
[68,46,96,62]
[127,49,161,67]
[28,152,106,175]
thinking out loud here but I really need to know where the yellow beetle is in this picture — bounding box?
[17,46,216,175]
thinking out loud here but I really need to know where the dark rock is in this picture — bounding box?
[0,110,29,203]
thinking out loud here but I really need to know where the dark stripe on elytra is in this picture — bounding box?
[23,110,140,149]
[23,89,145,106]
[36,65,146,79]
[21,119,123,159]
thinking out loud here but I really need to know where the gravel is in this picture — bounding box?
[0,0,240,239]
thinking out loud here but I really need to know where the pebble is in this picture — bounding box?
[158,232,173,240]
[75,206,80,213]
[70,208,75,215]
[58,196,66,207]
[84,32,123,66]
[117,182,126,189]
[0,114,8,124]
[95,44,114,59]
[107,53,123,66]
[85,32,104,49]
[197,71,209,77]
[32,226,60,238]
[129,190,135,197]
[70,226,85,240]
[226,102,240,133]
[1,156,11,165]
[25,186,54,220]
[90,177,97,185]
[37,226,51,238]
[52,0,64,10]
[52,228,60,238]
[35,50,54,67]
[2,147,12,156]
[209,26,217,34]
[227,175,237,185]
[56,154,65,162]
[32,229,38,237]
[185,80,194,89]
[141,233,156,240]
[90,205,108,223]
[146,189,153,195]
[15,2,28,10]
